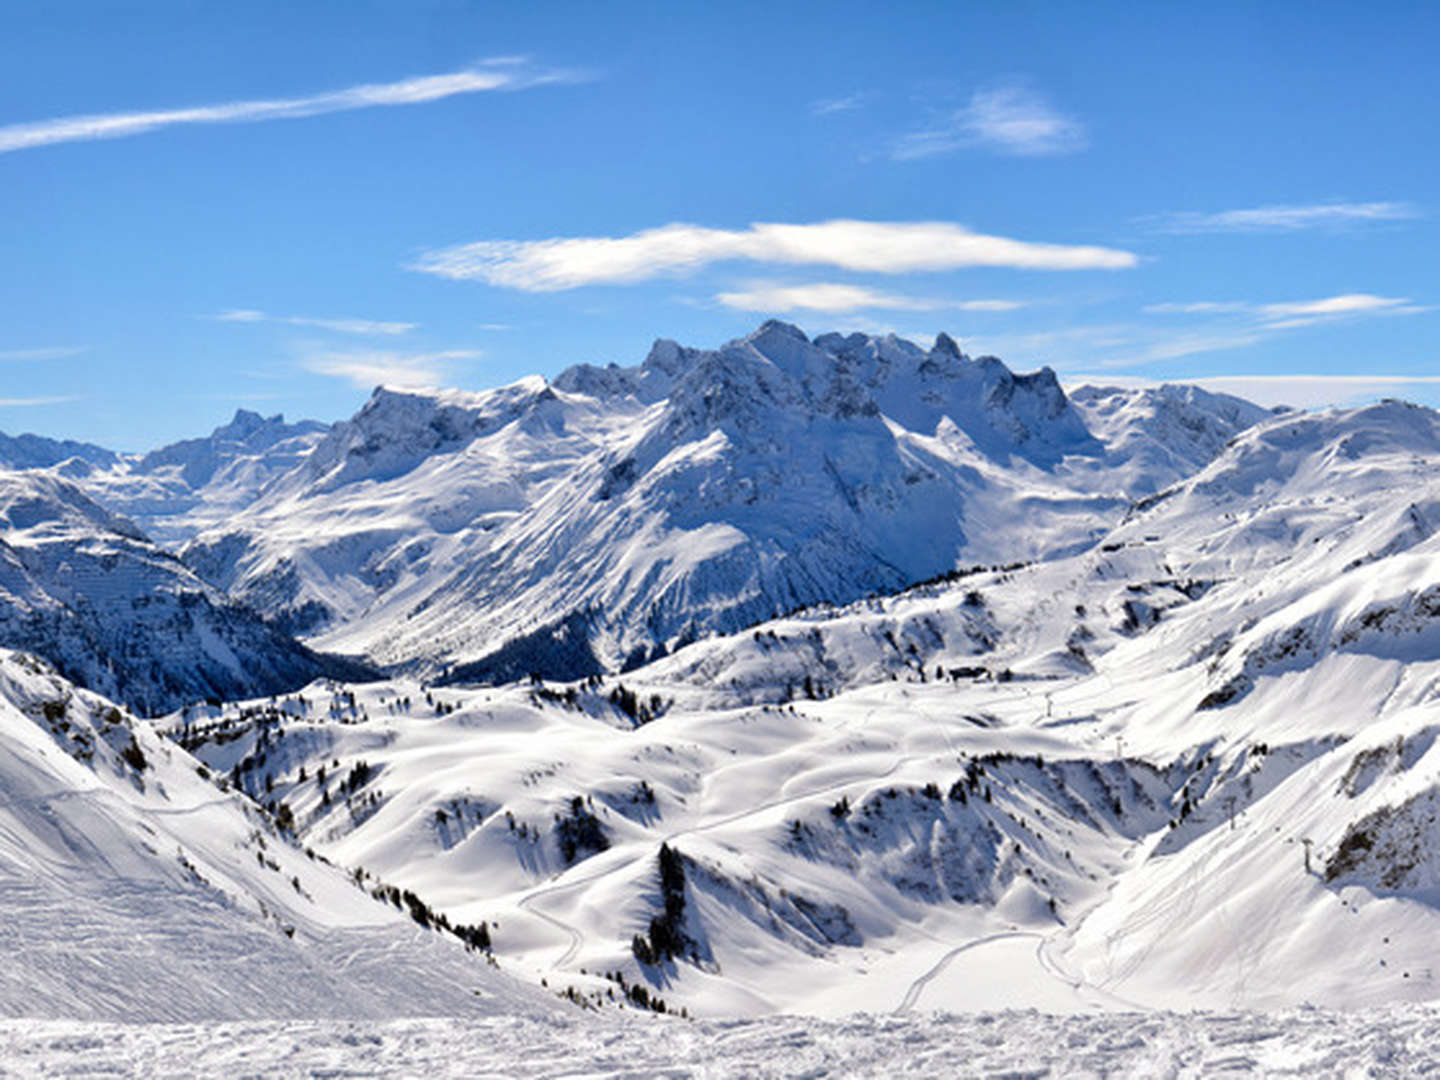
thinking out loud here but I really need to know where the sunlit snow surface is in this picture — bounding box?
[3,1009,1438,1077]
[158,396,1440,1021]
[18,331,1440,1071]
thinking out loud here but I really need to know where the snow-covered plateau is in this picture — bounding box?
[8,322,1440,1071]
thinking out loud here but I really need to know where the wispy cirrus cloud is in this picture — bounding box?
[965,294,1426,375]
[214,309,417,336]
[0,59,583,155]
[1147,292,1426,330]
[1257,293,1422,328]
[1050,292,1428,371]
[0,346,89,361]
[1143,301,1251,315]
[302,348,481,390]
[893,83,1087,160]
[1115,331,1269,366]
[0,395,80,407]
[715,281,1025,314]
[810,93,867,116]
[1069,292,1426,369]
[962,323,1265,373]
[1143,201,1420,235]
[411,220,1137,291]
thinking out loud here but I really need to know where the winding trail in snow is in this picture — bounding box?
[893,903,1150,1014]
[516,889,584,969]
[895,931,1040,1013]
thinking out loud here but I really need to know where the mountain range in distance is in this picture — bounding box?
[6,321,1440,1023]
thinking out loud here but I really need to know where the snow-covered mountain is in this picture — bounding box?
[0,649,554,1021]
[1068,382,1281,496]
[159,395,1440,1019]
[75,408,331,545]
[0,469,367,714]
[21,320,1440,1025]
[0,431,117,471]
[174,323,1271,682]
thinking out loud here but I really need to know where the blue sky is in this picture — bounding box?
[3,1,1438,448]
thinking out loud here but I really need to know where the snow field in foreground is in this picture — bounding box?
[1,1008,1437,1078]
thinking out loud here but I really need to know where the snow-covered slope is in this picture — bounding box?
[1068,382,1281,497]
[20,323,1440,1027]
[163,397,1440,1019]
[9,1007,1440,1075]
[0,649,556,1021]
[176,323,1270,681]
[0,469,367,714]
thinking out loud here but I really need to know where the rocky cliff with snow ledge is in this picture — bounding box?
[169,322,1271,682]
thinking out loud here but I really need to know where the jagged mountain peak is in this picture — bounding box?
[1066,382,1280,497]
[932,330,963,360]
[642,336,689,374]
[299,378,552,492]
[72,321,1275,689]
[165,323,1257,680]
[562,322,1092,460]
[738,318,812,358]
[753,317,809,340]
[214,407,274,438]
[203,407,328,447]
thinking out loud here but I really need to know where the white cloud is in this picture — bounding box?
[1090,293,1427,368]
[0,346,89,361]
[291,316,417,335]
[1256,293,1422,328]
[0,395,80,407]
[964,323,1267,372]
[1116,331,1267,365]
[1145,201,1420,234]
[715,281,1025,314]
[1146,292,1425,331]
[1143,302,1250,315]
[411,220,1138,291]
[303,349,480,389]
[214,309,416,335]
[1259,294,1407,318]
[893,84,1087,160]
[1063,372,1440,410]
[0,60,582,155]
[811,93,866,116]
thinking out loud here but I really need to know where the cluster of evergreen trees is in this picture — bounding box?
[555,795,609,864]
[358,867,492,952]
[631,843,691,967]
[608,684,667,726]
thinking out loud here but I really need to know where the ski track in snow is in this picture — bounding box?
[896,931,1039,1013]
